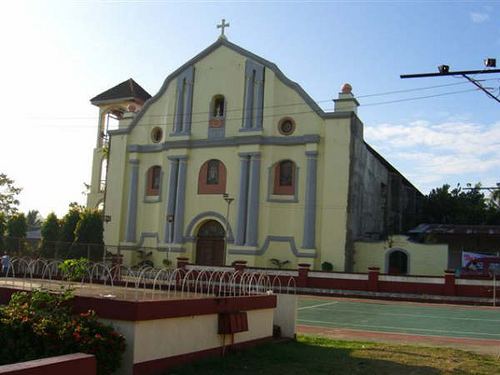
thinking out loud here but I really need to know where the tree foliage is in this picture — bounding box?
[0,173,21,216]
[26,210,42,230]
[5,213,27,253]
[59,203,84,258]
[422,184,500,225]
[70,209,104,260]
[0,213,5,251]
[40,213,60,258]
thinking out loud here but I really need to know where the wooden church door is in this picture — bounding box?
[195,220,225,266]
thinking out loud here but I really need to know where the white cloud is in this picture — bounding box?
[365,120,500,193]
[470,12,490,23]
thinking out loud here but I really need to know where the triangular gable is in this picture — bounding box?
[112,38,334,135]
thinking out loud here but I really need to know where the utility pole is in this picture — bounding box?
[401,59,500,103]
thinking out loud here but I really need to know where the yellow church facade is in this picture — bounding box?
[87,37,422,272]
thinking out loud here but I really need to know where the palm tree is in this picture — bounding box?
[26,210,42,231]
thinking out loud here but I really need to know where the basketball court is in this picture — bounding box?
[297,296,500,355]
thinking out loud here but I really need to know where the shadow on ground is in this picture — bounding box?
[167,338,447,375]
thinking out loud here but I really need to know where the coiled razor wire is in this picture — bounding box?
[0,257,297,300]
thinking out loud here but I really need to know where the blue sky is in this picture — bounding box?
[0,1,498,217]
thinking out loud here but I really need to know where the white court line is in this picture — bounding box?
[298,301,338,310]
[303,306,500,323]
[297,319,500,338]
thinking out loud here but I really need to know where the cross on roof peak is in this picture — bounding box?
[217,19,230,39]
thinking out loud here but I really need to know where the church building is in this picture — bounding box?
[87,29,421,272]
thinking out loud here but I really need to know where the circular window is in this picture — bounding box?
[151,127,163,143]
[278,118,295,136]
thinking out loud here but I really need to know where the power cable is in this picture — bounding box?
[26,78,499,123]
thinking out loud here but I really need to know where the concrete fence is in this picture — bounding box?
[0,354,96,375]
[197,260,498,304]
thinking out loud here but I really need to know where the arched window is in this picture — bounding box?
[388,250,408,275]
[209,95,226,131]
[273,160,296,195]
[207,160,219,185]
[146,166,161,196]
[198,159,226,194]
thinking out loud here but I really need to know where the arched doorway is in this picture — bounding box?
[196,220,226,266]
[388,250,408,275]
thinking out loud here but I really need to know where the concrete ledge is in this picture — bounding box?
[0,287,277,321]
[133,336,273,375]
[0,353,96,375]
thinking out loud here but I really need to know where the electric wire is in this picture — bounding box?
[25,86,484,129]
[26,77,499,124]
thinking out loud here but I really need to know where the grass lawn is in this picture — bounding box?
[168,335,500,375]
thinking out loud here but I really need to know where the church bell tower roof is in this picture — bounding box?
[90,78,152,106]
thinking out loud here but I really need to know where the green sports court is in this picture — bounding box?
[297,296,500,342]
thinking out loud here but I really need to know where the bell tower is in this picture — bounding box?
[86,78,151,209]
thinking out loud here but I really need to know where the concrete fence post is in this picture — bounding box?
[368,266,380,292]
[297,263,311,288]
[444,269,456,296]
[176,257,189,270]
[233,260,247,273]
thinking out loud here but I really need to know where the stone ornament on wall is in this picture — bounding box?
[278,117,296,136]
[151,127,163,143]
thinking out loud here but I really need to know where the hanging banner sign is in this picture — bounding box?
[461,251,490,267]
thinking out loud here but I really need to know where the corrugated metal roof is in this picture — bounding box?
[409,224,500,235]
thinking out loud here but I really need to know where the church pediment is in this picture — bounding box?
[111,38,328,136]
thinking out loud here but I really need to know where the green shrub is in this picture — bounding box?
[321,262,334,272]
[0,289,125,375]
[58,258,90,282]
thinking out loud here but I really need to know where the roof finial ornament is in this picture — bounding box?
[217,18,230,40]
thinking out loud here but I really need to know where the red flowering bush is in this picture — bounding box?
[0,290,125,375]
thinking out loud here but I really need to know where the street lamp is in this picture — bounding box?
[166,214,175,267]
[222,193,234,265]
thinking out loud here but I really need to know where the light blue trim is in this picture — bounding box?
[266,161,299,203]
[173,76,184,133]
[164,158,179,243]
[235,155,250,245]
[184,211,234,242]
[245,153,261,246]
[242,59,264,130]
[228,236,317,258]
[119,232,186,253]
[168,155,188,161]
[183,67,195,134]
[137,232,158,247]
[127,134,320,153]
[254,64,265,130]
[173,158,188,243]
[125,159,140,242]
[172,66,194,135]
[302,151,318,248]
[169,131,191,137]
[109,38,354,136]
[243,61,255,130]
[208,127,225,139]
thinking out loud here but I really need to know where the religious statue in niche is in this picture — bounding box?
[279,161,293,186]
[214,97,224,117]
[209,95,225,128]
[207,160,219,185]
